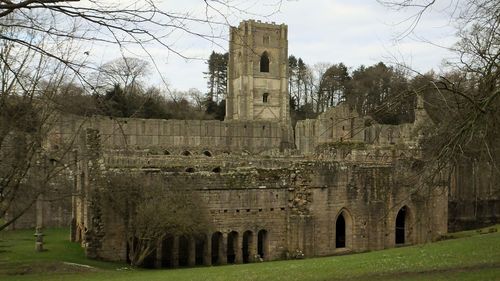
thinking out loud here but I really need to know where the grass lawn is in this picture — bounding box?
[1,226,500,281]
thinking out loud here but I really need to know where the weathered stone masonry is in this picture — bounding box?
[45,20,451,267]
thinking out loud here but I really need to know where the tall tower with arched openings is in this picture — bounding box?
[226,20,290,125]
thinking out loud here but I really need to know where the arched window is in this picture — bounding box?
[260,52,269,72]
[263,35,270,45]
[263,93,269,103]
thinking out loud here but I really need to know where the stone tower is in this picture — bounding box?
[226,20,290,125]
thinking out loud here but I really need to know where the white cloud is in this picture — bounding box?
[84,0,460,92]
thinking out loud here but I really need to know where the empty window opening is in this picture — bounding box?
[224,209,228,213]
[242,231,253,263]
[396,206,407,245]
[203,150,212,157]
[257,229,268,260]
[178,236,189,267]
[246,209,250,212]
[262,125,266,130]
[259,208,263,212]
[212,167,222,173]
[195,237,205,265]
[336,213,346,248]
[185,167,195,173]
[260,52,270,72]
[270,208,274,211]
[227,231,238,264]
[181,150,192,156]
[161,236,174,267]
[263,93,269,103]
[163,150,171,155]
[263,35,270,45]
[211,232,223,265]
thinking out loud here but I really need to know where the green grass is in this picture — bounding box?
[1,226,500,281]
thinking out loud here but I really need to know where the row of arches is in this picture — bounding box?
[184,167,221,173]
[334,206,412,249]
[164,150,215,157]
[144,229,269,268]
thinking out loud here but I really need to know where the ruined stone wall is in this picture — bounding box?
[295,104,418,155]
[52,116,292,155]
[75,139,447,265]
[448,159,500,231]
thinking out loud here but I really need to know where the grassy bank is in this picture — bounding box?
[1,226,499,281]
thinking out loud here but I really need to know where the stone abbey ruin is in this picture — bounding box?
[10,20,499,267]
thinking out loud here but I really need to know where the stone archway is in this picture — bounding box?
[335,208,353,249]
[195,236,205,266]
[395,205,412,245]
[257,229,269,260]
[242,230,253,263]
[336,213,346,248]
[227,231,239,264]
[211,232,223,265]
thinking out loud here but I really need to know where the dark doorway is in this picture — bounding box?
[242,231,253,263]
[227,231,238,264]
[336,213,346,248]
[211,232,222,265]
[260,52,270,72]
[396,206,407,245]
[195,237,204,265]
[162,236,174,267]
[257,229,268,259]
[178,236,189,266]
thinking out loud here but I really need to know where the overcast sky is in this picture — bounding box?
[93,0,459,93]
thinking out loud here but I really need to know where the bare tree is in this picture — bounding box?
[0,1,284,83]
[99,174,209,267]
[95,57,150,89]
[379,0,499,166]
[0,1,285,230]
[0,21,82,231]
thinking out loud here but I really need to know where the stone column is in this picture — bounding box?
[203,233,212,266]
[155,240,163,268]
[171,236,179,268]
[235,233,243,264]
[188,236,196,267]
[220,233,227,265]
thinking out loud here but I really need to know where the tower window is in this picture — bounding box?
[260,52,269,72]
[263,93,269,103]
[263,35,270,45]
